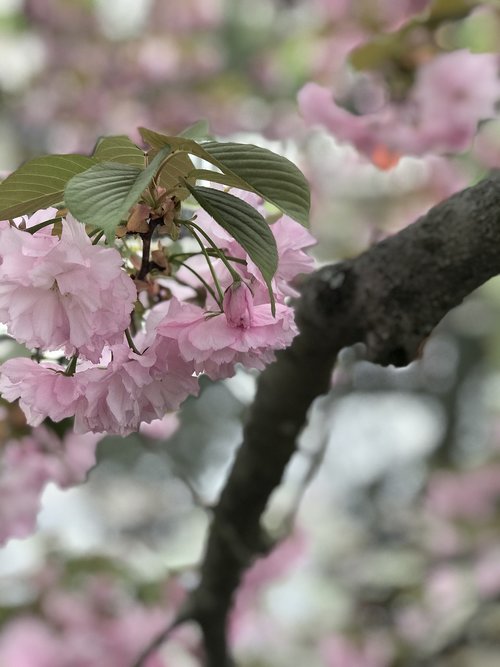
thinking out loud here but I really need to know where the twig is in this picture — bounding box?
[131,609,193,667]
[137,217,162,281]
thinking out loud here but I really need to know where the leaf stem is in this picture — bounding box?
[64,354,79,376]
[185,219,241,282]
[170,258,221,304]
[181,223,224,306]
[26,217,62,234]
[125,328,141,355]
[170,250,246,265]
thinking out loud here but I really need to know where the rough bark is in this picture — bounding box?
[139,173,500,666]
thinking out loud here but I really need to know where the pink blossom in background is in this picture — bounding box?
[473,548,500,599]
[322,634,393,667]
[139,413,180,440]
[54,429,101,487]
[151,0,223,33]
[0,212,136,362]
[299,51,500,161]
[0,438,50,544]
[298,81,397,158]
[472,119,500,168]
[423,516,463,559]
[0,587,171,667]
[321,634,393,667]
[395,605,429,644]
[0,426,100,545]
[239,532,308,593]
[230,533,307,649]
[425,465,500,521]
[410,50,500,153]
[314,0,351,22]
[0,619,60,667]
[424,566,466,616]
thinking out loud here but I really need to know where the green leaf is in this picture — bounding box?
[139,128,310,226]
[189,168,248,189]
[138,127,195,198]
[139,127,184,151]
[156,152,196,197]
[64,145,172,240]
[201,142,310,227]
[93,135,145,167]
[178,119,212,140]
[0,154,98,220]
[185,183,278,312]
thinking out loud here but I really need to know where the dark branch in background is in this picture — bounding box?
[135,173,500,667]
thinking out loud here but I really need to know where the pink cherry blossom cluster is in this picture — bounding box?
[0,201,316,436]
[0,209,137,362]
[0,569,189,667]
[0,424,101,545]
[0,410,179,546]
[299,50,500,161]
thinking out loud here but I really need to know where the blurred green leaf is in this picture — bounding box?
[350,0,482,72]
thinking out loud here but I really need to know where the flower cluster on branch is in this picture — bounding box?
[0,200,315,437]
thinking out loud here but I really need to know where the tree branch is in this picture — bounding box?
[144,173,500,665]
[137,216,162,281]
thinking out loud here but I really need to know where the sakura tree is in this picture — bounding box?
[2,1,500,666]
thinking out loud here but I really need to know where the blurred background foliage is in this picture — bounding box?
[3,0,500,665]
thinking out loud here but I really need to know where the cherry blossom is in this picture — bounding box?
[0,358,82,427]
[0,426,100,545]
[145,296,297,381]
[322,634,393,667]
[0,187,314,433]
[0,584,170,667]
[139,413,180,440]
[73,344,198,436]
[299,50,500,160]
[0,211,136,362]
[223,281,254,328]
[0,346,196,437]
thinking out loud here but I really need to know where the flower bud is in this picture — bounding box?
[223,281,253,329]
